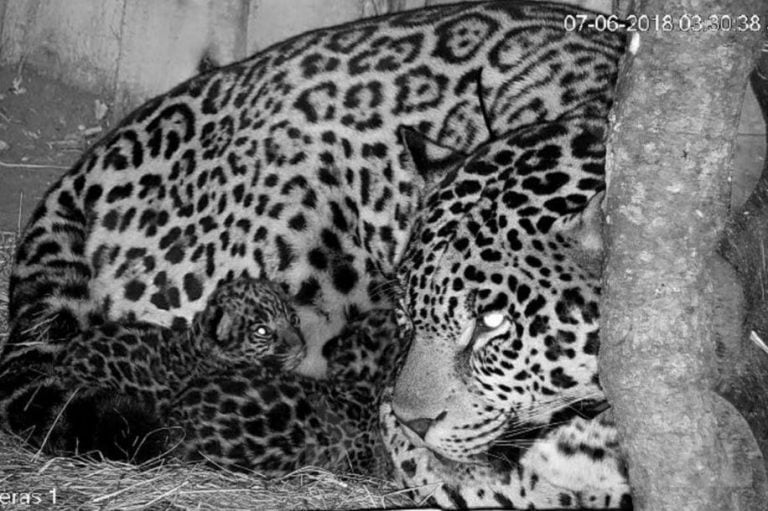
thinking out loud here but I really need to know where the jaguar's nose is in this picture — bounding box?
[397,411,446,440]
[404,418,433,439]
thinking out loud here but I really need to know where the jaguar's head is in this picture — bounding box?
[390,117,608,464]
[193,277,306,371]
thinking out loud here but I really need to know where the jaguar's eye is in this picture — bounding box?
[481,312,506,329]
[289,314,300,327]
[463,312,509,348]
[253,325,272,337]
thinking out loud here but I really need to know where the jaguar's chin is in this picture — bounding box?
[397,418,493,466]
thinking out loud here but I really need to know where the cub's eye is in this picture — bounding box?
[480,312,506,329]
[253,325,272,337]
[289,314,300,327]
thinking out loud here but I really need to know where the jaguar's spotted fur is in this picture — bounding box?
[0,1,629,506]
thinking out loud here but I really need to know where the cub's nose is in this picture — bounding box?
[396,411,446,440]
[281,327,305,349]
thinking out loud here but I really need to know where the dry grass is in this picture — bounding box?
[0,430,423,510]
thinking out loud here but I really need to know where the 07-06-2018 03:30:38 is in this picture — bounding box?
[563,13,763,33]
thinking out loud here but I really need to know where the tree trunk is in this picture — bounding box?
[600,1,766,509]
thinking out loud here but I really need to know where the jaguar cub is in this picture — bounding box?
[169,305,405,476]
[51,278,306,459]
[55,277,401,473]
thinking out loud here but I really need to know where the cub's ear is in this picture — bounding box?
[213,309,235,343]
[193,304,235,347]
[398,126,467,189]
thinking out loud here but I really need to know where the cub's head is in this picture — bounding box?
[193,277,305,371]
[391,117,607,463]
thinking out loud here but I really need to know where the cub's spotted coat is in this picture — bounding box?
[55,277,402,474]
[50,278,305,459]
[57,278,304,417]
[170,306,402,476]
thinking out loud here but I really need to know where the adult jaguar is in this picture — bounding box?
[0,0,627,507]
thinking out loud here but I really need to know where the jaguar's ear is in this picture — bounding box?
[558,190,605,274]
[398,126,467,189]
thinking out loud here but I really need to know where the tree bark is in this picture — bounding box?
[600,1,765,510]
